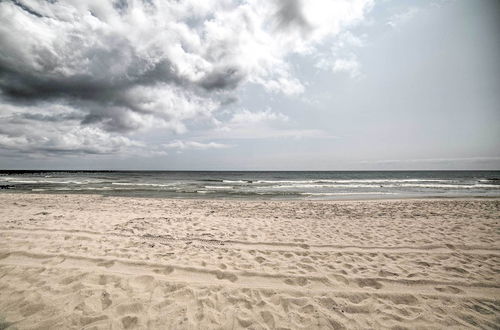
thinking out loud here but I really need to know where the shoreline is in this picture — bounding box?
[0,193,498,329]
[2,191,500,202]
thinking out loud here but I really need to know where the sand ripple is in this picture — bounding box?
[0,194,499,329]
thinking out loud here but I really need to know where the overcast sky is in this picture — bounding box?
[0,0,499,170]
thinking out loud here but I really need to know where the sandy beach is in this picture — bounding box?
[0,193,498,329]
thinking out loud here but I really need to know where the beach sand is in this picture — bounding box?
[0,193,498,329]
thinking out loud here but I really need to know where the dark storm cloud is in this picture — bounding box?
[199,67,244,91]
[0,37,179,104]
[112,0,129,13]
[0,63,124,102]
[274,0,311,33]
[11,0,46,18]
[0,1,224,134]
[18,112,84,122]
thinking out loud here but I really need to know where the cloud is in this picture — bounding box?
[206,109,334,140]
[0,0,373,155]
[0,103,141,156]
[316,54,362,78]
[274,0,311,33]
[315,30,365,78]
[359,156,500,164]
[332,56,362,78]
[334,31,365,49]
[387,7,420,28]
[164,140,230,150]
[229,109,289,125]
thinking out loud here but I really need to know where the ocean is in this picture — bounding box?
[1,170,499,200]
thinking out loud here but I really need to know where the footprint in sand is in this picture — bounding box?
[444,266,468,274]
[98,274,113,285]
[117,302,143,315]
[331,274,349,285]
[101,291,112,310]
[284,277,309,286]
[121,316,139,329]
[153,266,174,275]
[131,275,156,290]
[97,260,115,268]
[215,270,238,282]
[434,286,464,294]
[20,302,45,317]
[445,244,456,250]
[260,311,275,328]
[34,211,50,216]
[60,274,83,285]
[378,269,398,277]
[255,256,266,264]
[355,278,383,289]
[80,315,108,327]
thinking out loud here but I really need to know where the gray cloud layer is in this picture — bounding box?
[0,0,371,155]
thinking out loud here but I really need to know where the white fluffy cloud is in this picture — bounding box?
[315,30,365,78]
[164,140,230,150]
[0,0,373,155]
[204,109,333,140]
[0,103,141,155]
[332,56,362,78]
[387,7,420,29]
[229,109,289,125]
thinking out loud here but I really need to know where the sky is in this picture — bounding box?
[0,0,499,170]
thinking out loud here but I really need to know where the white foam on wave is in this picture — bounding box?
[52,187,114,191]
[319,179,453,183]
[5,180,40,184]
[301,192,398,196]
[204,185,233,190]
[111,182,176,187]
[399,183,500,189]
[258,183,500,190]
[0,177,104,185]
[261,184,386,189]
[254,179,454,184]
[479,179,500,184]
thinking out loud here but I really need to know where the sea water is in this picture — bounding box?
[0,170,499,200]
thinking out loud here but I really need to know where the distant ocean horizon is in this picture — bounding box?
[1,170,499,200]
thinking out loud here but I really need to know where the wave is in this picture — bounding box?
[398,183,500,189]
[9,180,88,184]
[17,181,500,192]
[479,179,500,184]
[204,186,234,190]
[197,190,301,196]
[51,187,114,191]
[4,180,40,184]
[0,177,107,185]
[3,171,499,200]
[257,183,500,190]
[301,192,398,196]
[222,180,252,183]
[111,182,176,187]
[253,179,454,184]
